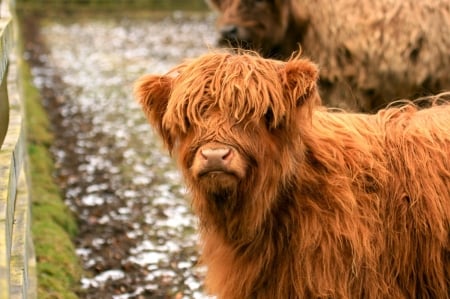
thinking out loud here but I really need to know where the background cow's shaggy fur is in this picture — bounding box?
[206,0,450,112]
[134,51,450,299]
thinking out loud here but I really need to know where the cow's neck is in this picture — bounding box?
[201,187,300,298]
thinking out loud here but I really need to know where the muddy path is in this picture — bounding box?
[20,10,218,299]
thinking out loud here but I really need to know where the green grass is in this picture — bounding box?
[18,41,82,299]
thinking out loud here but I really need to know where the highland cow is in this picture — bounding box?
[134,51,450,299]
[206,0,450,112]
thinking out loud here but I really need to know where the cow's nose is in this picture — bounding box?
[200,147,232,166]
[220,25,239,41]
[194,145,245,179]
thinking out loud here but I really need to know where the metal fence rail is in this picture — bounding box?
[0,0,37,297]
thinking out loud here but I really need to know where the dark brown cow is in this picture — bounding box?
[134,51,450,299]
[206,0,450,112]
[207,0,308,59]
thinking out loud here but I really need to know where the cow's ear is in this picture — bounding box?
[280,58,319,106]
[134,74,173,147]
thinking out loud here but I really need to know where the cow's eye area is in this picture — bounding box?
[254,0,272,6]
[183,116,191,130]
[264,109,274,128]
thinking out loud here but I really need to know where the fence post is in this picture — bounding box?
[0,18,10,149]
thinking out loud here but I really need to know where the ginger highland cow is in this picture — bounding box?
[134,51,450,299]
[206,0,450,112]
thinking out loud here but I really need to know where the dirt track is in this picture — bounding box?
[21,10,217,299]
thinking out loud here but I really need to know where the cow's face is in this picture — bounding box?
[135,52,318,237]
[206,0,292,57]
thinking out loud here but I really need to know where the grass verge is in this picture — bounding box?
[18,40,82,299]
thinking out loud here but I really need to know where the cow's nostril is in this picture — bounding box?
[220,25,239,40]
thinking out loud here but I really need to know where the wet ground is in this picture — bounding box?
[21,9,219,299]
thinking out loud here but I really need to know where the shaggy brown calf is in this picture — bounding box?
[206,0,450,112]
[134,51,450,299]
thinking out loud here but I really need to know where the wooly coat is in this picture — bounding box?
[206,0,450,112]
[134,51,450,299]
